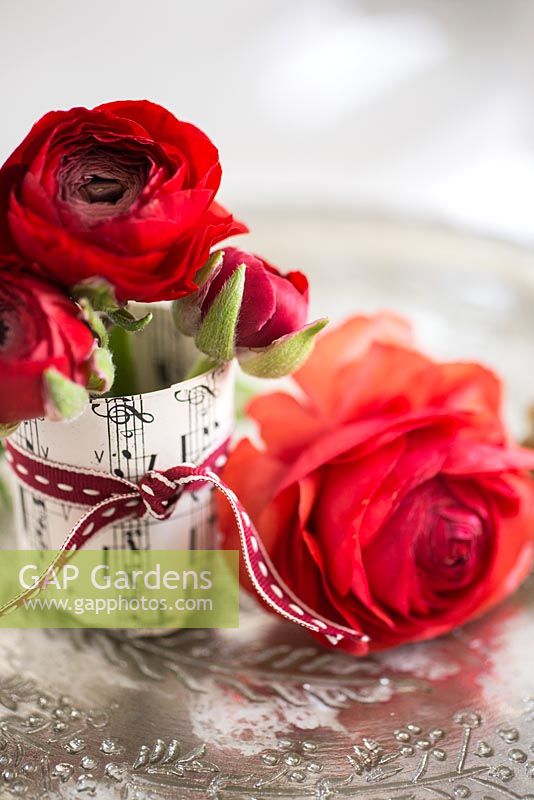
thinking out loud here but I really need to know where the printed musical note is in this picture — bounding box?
[112,449,157,478]
[13,419,49,459]
[189,527,197,551]
[30,495,48,549]
[126,530,139,550]
[175,373,221,463]
[18,487,28,533]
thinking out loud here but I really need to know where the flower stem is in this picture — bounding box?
[185,355,219,380]
[108,325,139,396]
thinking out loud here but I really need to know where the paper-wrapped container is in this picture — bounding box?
[8,305,235,552]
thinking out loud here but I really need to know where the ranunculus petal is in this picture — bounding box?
[96,100,222,187]
[0,102,246,302]
[443,440,534,475]
[202,249,276,342]
[241,270,308,348]
[219,439,287,527]
[294,312,414,416]
[336,342,431,421]
[247,391,327,462]
[279,410,467,492]
[219,314,534,654]
[0,271,95,424]
[474,473,534,614]
[200,247,309,350]
[430,361,502,432]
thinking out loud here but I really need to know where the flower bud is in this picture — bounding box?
[201,248,309,348]
[173,248,327,378]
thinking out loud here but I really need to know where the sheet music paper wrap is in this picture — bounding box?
[8,306,236,552]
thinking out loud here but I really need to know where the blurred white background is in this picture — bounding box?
[1,0,534,242]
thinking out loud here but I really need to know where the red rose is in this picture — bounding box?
[201,247,309,347]
[0,101,246,303]
[220,313,534,653]
[0,271,95,424]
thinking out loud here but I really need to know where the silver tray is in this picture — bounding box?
[1,213,534,799]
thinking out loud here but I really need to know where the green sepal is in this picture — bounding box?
[78,298,109,348]
[0,422,20,439]
[106,307,153,333]
[87,348,115,394]
[43,368,89,421]
[195,249,225,290]
[172,250,224,337]
[71,278,118,312]
[238,318,329,378]
[195,264,246,361]
[71,279,151,336]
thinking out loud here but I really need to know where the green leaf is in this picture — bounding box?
[107,307,153,333]
[238,318,329,379]
[195,264,246,361]
[87,348,115,394]
[43,368,89,421]
[0,422,19,439]
[172,250,224,337]
[71,278,118,312]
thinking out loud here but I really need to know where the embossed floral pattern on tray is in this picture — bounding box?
[0,672,533,799]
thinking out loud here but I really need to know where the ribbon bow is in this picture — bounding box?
[3,438,369,649]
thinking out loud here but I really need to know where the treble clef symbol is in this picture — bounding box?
[91,399,155,427]
[175,385,216,405]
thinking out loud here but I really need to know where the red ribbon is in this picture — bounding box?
[4,438,369,649]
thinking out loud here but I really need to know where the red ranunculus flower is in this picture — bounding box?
[0,101,246,303]
[201,247,309,348]
[0,271,95,424]
[220,313,534,653]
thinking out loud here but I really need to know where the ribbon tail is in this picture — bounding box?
[177,472,370,649]
[0,494,139,618]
